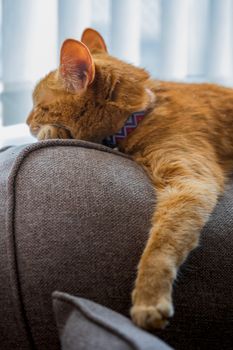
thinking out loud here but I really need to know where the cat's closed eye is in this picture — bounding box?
[40,105,50,113]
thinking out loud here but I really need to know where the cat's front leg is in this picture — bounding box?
[130,170,222,330]
[37,125,71,140]
[131,248,175,329]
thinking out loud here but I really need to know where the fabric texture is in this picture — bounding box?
[52,291,173,350]
[0,139,232,350]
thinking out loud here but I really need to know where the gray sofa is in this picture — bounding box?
[0,140,232,350]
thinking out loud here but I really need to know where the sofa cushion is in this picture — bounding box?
[0,140,154,349]
[0,140,232,350]
[52,291,173,350]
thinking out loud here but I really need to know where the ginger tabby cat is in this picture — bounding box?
[27,28,233,330]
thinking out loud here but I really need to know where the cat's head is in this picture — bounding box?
[27,28,154,142]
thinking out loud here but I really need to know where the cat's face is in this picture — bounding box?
[27,28,153,142]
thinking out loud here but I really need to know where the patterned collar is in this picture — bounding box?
[103,111,145,148]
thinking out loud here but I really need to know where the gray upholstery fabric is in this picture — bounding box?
[0,140,154,349]
[0,144,34,349]
[52,291,172,350]
[0,140,232,350]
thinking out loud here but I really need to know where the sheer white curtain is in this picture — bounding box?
[0,0,233,128]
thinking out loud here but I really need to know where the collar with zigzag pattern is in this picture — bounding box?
[102,111,145,148]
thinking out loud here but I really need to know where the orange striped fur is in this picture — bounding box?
[27,28,233,330]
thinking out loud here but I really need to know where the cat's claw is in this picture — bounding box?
[130,299,174,330]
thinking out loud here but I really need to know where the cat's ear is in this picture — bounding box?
[59,39,95,91]
[81,28,107,53]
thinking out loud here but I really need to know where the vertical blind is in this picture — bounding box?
[0,0,233,126]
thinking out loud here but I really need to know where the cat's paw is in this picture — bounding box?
[37,125,71,140]
[130,298,174,330]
